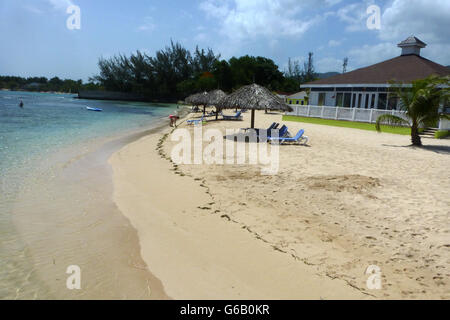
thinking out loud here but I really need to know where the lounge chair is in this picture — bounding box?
[255,124,289,142]
[260,123,280,136]
[205,111,217,117]
[265,125,289,138]
[268,129,308,145]
[242,122,278,134]
[187,116,205,126]
[222,111,243,121]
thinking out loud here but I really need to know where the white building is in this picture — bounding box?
[302,36,449,111]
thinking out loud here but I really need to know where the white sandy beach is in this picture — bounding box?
[110,110,449,299]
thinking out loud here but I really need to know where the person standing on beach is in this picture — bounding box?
[169,114,179,127]
[19,100,24,108]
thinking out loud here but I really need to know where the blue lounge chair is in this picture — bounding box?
[241,122,278,134]
[187,116,205,126]
[205,110,218,117]
[268,129,309,145]
[267,125,289,138]
[256,124,289,142]
[222,111,243,121]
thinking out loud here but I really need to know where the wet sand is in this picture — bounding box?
[4,126,170,299]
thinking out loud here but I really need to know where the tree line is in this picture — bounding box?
[1,41,320,100]
[0,76,101,93]
[93,41,318,100]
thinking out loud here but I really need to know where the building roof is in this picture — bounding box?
[398,36,426,48]
[287,91,308,99]
[303,55,449,87]
[274,91,290,96]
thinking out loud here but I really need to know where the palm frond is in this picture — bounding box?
[375,114,410,132]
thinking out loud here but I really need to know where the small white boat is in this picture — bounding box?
[86,107,103,112]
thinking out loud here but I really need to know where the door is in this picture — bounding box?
[364,94,370,109]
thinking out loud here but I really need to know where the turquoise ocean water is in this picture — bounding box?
[0,91,178,299]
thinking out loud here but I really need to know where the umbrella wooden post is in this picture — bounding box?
[251,109,255,129]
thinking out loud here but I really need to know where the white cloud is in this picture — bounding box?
[199,0,329,41]
[334,0,450,66]
[23,5,44,14]
[194,33,208,42]
[348,42,398,67]
[379,0,450,43]
[137,17,156,32]
[333,0,376,32]
[47,0,74,11]
[325,0,342,5]
[421,43,450,65]
[316,57,344,73]
[328,39,341,47]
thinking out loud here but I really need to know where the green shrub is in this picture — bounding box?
[435,130,450,139]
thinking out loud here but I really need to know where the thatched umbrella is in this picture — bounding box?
[217,84,292,128]
[185,93,198,105]
[185,92,208,114]
[205,89,227,120]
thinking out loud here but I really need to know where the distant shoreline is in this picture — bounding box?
[0,88,76,95]
[78,90,180,104]
[1,89,182,104]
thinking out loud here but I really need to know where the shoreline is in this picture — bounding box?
[110,108,449,299]
[5,110,186,299]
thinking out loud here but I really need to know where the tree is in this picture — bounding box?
[196,72,217,91]
[93,41,221,99]
[213,60,233,92]
[376,75,450,146]
[228,55,283,90]
[176,79,197,97]
[283,58,303,93]
[285,58,302,80]
[342,57,349,74]
[191,46,220,75]
[302,52,316,83]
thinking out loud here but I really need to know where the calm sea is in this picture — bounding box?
[0,91,177,299]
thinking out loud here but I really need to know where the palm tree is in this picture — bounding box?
[376,76,449,146]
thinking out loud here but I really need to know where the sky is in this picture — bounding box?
[0,0,449,81]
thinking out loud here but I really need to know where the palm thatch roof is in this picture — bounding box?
[205,89,227,107]
[185,92,208,106]
[217,84,292,128]
[217,84,292,112]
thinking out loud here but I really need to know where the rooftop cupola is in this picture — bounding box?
[397,36,427,56]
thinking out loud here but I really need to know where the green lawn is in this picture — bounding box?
[283,115,412,136]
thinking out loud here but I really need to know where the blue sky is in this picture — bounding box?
[1,0,449,81]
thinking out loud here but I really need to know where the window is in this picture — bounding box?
[301,101,304,105]
[335,93,344,107]
[357,94,362,108]
[343,93,351,108]
[364,94,369,109]
[352,93,357,108]
[388,95,398,110]
[378,93,387,109]
[289,100,292,104]
[370,94,376,109]
[318,93,325,106]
